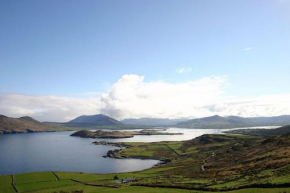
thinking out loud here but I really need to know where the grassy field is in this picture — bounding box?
[0,175,14,193]
[1,133,290,192]
[1,171,290,193]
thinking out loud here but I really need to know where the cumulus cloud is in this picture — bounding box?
[176,67,192,74]
[100,75,227,120]
[1,74,290,122]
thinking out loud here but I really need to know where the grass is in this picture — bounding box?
[56,171,154,183]
[15,172,57,185]
[0,186,15,193]
[27,185,193,193]
[0,175,11,187]
[1,170,290,193]
[0,176,14,193]
[17,180,75,192]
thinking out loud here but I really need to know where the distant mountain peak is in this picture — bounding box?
[66,114,123,127]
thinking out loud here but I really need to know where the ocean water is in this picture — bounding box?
[0,126,278,175]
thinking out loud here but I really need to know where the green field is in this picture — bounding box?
[1,171,290,193]
[2,171,290,193]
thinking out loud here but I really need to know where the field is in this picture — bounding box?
[1,171,290,193]
[1,133,290,192]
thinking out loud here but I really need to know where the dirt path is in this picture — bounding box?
[201,152,215,172]
[201,160,206,171]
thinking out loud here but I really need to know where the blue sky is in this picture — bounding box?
[1,0,290,121]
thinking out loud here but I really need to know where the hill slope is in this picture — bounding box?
[65,114,123,127]
[0,115,53,134]
[225,125,290,136]
[111,132,290,191]
[175,115,290,129]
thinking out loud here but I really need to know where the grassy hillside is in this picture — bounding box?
[1,133,290,192]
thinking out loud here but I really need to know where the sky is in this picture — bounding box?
[1,0,290,122]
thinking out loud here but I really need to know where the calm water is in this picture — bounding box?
[0,126,278,175]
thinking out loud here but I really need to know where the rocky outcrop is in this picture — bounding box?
[104,149,124,159]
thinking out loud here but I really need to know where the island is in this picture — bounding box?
[70,129,183,139]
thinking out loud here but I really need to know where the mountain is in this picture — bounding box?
[175,115,290,129]
[121,118,189,126]
[224,125,290,136]
[0,115,53,134]
[249,115,290,125]
[65,114,123,127]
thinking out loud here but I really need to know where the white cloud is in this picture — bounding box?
[1,74,290,122]
[100,75,227,120]
[0,94,103,122]
[204,94,290,118]
[176,67,192,74]
[243,47,254,51]
[76,92,103,97]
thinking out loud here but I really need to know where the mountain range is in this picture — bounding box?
[2,113,290,134]
[175,115,290,129]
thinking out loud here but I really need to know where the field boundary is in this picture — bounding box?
[11,175,19,193]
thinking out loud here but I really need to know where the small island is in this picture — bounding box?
[70,129,183,139]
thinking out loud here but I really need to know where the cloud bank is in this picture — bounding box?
[0,94,103,122]
[1,74,290,122]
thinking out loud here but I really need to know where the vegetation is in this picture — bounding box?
[1,132,290,192]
